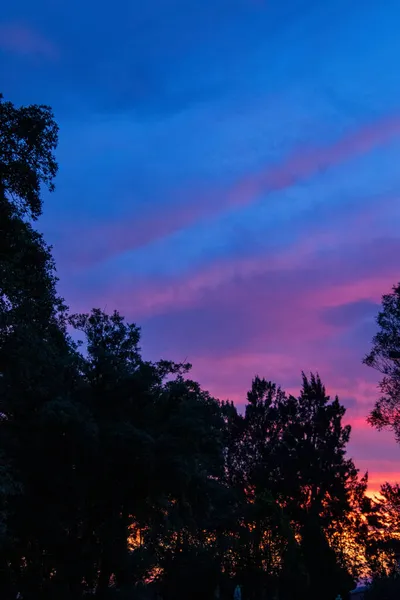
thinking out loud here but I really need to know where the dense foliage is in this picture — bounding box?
[1,92,400,599]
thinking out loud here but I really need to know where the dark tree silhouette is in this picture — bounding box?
[0,92,58,219]
[364,283,400,442]
[224,374,362,599]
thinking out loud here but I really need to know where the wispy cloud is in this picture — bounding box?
[72,224,400,323]
[58,113,400,269]
[0,23,58,60]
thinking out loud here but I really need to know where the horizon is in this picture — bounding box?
[1,0,400,494]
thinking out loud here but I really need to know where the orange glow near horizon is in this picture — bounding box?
[366,473,400,498]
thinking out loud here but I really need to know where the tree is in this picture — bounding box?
[0,92,67,422]
[288,374,361,599]
[0,93,80,599]
[142,375,228,600]
[62,309,229,599]
[224,373,364,599]
[365,483,400,578]
[0,92,58,220]
[364,283,400,442]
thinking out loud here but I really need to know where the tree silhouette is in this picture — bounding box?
[364,283,400,442]
[0,92,58,219]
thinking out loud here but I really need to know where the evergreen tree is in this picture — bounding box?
[225,373,364,599]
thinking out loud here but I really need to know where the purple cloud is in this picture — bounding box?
[0,22,58,60]
[53,114,400,270]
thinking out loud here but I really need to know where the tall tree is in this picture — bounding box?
[0,92,67,419]
[288,374,360,599]
[225,373,364,599]
[65,309,229,599]
[0,93,80,599]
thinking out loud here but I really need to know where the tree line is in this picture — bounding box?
[1,93,400,600]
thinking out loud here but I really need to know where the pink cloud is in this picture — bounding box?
[68,230,398,419]
[64,201,213,268]
[308,275,396,310]
[0,23,58,60]
[83,220,400,323]
[367,475,400,496]
[186,345,378,408]
[356,462,400,496]
[60,115,400,269]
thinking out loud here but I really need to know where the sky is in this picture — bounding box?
[1,0,400,493]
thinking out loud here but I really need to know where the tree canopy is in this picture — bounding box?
[0,92,58,220]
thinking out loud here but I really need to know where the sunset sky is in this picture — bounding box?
[1,0,400,493]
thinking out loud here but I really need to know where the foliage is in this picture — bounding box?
[0,92,58,219]
[364,283,400,442]
[221,373,363,599]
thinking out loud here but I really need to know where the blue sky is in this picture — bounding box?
[1,0,400,491]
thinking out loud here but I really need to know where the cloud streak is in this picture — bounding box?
[73,226,400,323]
[0,23,58,60]
[59,113,400,269]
